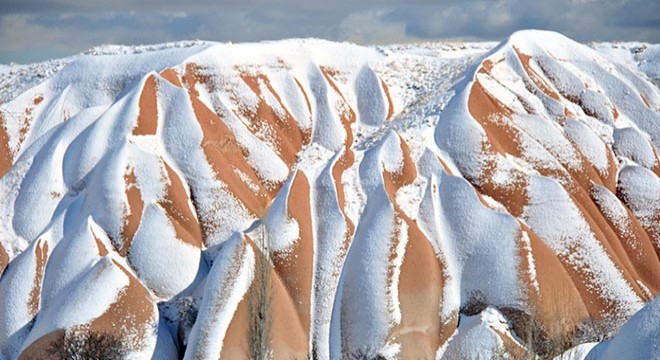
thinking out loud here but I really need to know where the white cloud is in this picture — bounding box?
[0,15,63,52]
[333,9,415,44]
[0,0,658,63]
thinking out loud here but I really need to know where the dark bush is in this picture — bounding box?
[248,228,273,360]
[47,330,126,360]
[460,290,489,316]
[571,316,619,345]
[347,347,387,360]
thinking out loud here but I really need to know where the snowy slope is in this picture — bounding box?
[585,296,660,359]
[0,31,658,359]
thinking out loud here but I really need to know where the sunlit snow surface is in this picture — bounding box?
[0,33,659,359]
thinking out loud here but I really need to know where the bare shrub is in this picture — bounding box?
[347,347,387,360]
[454,288,629,359]
[498,307,543,359]
[176,296,199,356]
[460,290,488,316]
[500,303,581,359]
[47,330,127,360]
[499,297,625,359]
[248,227,273,360]
[571,316,619,345]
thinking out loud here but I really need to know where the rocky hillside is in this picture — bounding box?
[0,31,658,359]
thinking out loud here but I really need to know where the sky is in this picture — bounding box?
[1,0,659,64]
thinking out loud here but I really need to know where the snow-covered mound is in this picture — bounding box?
[586,297,660,359]
[0,31,658,359]
[592,42,660,89]
[439,27,660,324]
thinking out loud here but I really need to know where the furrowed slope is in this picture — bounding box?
[437,30,660,356]
[0,31,658,359]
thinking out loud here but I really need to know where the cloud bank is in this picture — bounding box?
[1,0,659,63]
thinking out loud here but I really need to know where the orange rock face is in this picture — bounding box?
[133,75,159,136]
[0,243,7,276]
[120,168,143,256]
[159,160,204,248]
[0,113,12,178]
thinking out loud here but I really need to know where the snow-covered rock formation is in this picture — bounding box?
[0,30,658,359]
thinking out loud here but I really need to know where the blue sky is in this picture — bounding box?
[1,0,659,64]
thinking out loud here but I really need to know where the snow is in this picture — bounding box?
[152,317,179,360]
[261,172,302,253]
[308,67,351,152]
[520,229,540,294]
[555,342,598,360]
[523,175,643,316]
[613,126,658,169]
[592,42,660,90]
[0,32,659,359]
[184,235,254,360]
[564,119,610,175]
[331,133,403,356]
[355,65,389,127]
[0,236,52,358]
[441,307,513,359]
[341,150,368,225]
[128,204,202,299]
[417,158,524,308]
[617,165,660,241]
[0,58,69,104]
[591,185,632,238]
[19,257,129,354]
[586,297,660,360]
[39,217,108,306]
[416,171,461,321]
[394,175,427,220]
[514,113,582,173]
[157,78,256,246]
[435,29,659,324]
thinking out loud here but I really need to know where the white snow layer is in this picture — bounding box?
[0,32,658,359]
